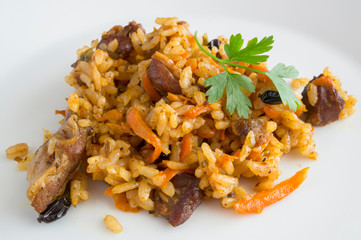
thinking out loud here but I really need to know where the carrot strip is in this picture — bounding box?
[104,186,114,197]
[104,186,139,212]
[55,110,66,117]
[142,73,161,102]
[248,133,272,161]
[209,58,223,71]
[167,93,195,104]
[167,93,180,102]
[179,133,193,162]
[234,62,249,75]
[186,35,195,45]
[246,63,271,83]
[312,76,334,87]
[185,58,197,71]
[183,104,212,119]
[294,103,306,117]
[233,167,309,214]
[140,143,154,151]
[161,168,183,187]
[220,154,237,170]
[180,50,190,59]
[126,108,162,163]
[98,109,123,122]
[232,149,242,158]
[114,193,139,213]
[263,105,281,119]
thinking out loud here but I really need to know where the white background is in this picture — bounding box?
[0,0,360,239]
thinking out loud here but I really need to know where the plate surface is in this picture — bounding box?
[0,1,360,239]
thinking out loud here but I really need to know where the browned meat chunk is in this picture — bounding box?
[27,111,90,213]
[231,118,267,145]
[301,75,345,126]
[97,21,144,59]
[154,173,203,227]
[147,59,182,95]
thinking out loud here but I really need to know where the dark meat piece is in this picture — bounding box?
[27,111,90,213]
[147,59,182,95]
[301,75,345,126]
[97,21,144,59]
[123,21,144,35]
[231,118,267,145]
[154,173,203,227]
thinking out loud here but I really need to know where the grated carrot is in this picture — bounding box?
[126,108,162,163]
[142,73,161,102]
[233,167,309,214]
[183,104,212,119]
[179,133,193,162]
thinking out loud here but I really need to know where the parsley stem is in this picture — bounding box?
[218,60,265,74]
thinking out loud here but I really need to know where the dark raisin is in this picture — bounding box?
[207,39,221,49]
[159,152,170,160]
[259,90,282,105]
[37,197,71,223]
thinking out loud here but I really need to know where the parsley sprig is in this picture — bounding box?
[194,32,302,118]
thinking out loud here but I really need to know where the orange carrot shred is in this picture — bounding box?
[142,73,161,102]
[246,63,271,83]
[294,103,306,117]
[233,167,309,214]
[179,133,193,162]
[167,93,180,102]
[263,105,281,119]
[183,104,212,119]
[312,76,335,87]
[55,110,66,117]
[126,108,162,163]
[140,143,154,151]
[232,149,242,158]
[98,109,123,122]
[220,154,237,170]
[104,186,114,197]
[113,193,139,213]
[167,93,195,104]
[105,186,139,212]
[180,50,190,59]
[185,58,197,71]
[161,168,183,187]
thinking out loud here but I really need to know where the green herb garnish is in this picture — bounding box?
[194,32,302,118]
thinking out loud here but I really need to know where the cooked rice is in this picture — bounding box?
[6,17,357,219]
[6,143,28,160]
[104,215,123,233]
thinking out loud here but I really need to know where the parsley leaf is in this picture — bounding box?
[194,31,301,118]
[265,63,302,111]
[225,73,255,117]
[224,34,244,60]
[224,34,274,65]
[204,72,255,118]
[204,72,227,104]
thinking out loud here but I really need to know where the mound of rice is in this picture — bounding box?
[8,17,356,220]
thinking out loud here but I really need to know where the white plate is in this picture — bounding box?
[1,1,360,239]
